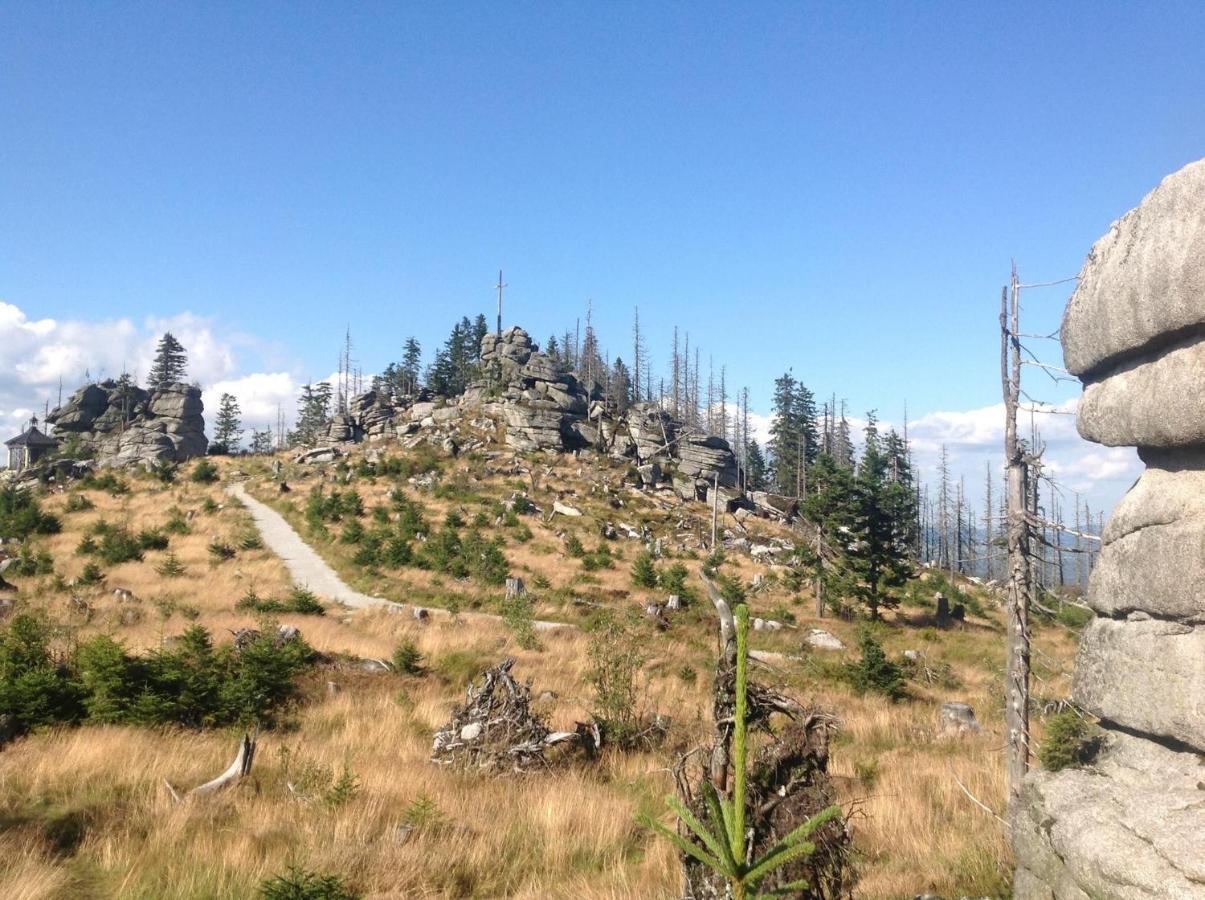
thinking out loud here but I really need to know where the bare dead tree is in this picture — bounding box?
[1001,268,1033,827]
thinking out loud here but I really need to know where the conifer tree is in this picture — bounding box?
[833,403,855,469]
[580,303,605,389]
[768,373,800,495]
[611,357,633,413]
[250,430,273,454]
[148,333,188,387]
[744,440,768,491]
[546,335,566,374]
[212,393,243,453]
[401,337,422,394]
[845,413,912,619]
[291,382,332,446]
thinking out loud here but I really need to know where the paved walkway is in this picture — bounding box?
[226,481,567,630]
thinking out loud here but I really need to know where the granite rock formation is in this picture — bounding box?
[316,325,745,507]
[1015,159,1205,899]
[46,380,207,468]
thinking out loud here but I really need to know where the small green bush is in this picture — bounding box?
[64,493,95,513]
[257,865,361,900]
[236,587,325,616]
[165,507,191,534]
[136,528,169,551]
[631,550,658,588]
[0,487,61,539]
[78,562,105,586]
[1039,710,1100,772]
[565,534,586,558]
[845,629,907,702]
[501,596,540,650]
[392,640,424,675]
[84,472,129,494]
[190,459,220,484]
[6,544,54,577]
[155,552,187,578]
[208,540,236,563]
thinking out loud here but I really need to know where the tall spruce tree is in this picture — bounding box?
[744,440,769,491]
[845,413,912,619]
[471,315,489,362]
[428,318,478,395]
[212,393,243,453]
[768,372,800,495]
[401,337,422,394]
[611,357,633,413]
[148,333,188,387]
[291,381,332,446]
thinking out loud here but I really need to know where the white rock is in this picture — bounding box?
[806,629,845,651]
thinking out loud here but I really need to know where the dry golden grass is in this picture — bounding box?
[0,449,1080,898]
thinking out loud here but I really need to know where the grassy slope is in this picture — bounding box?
[0,441,1079,899]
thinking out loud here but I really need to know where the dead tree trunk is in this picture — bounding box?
[1001,270,1032,831]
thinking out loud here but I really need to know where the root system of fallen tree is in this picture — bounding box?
[430,658,578,773]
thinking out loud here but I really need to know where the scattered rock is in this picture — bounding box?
[937,702,980,736]
[806,629,845,651]
[294,446,343,465]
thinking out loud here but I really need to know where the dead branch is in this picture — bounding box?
[165,727,258,802]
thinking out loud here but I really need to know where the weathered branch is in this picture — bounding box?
[165,727,258,802]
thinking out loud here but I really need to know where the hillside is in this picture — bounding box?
[0,425,1081,899]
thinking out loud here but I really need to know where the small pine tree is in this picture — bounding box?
[250,430,274,454]
[212,393,243,453]
[631,550,658,588]
[148,332,188,387]
[641,604,841,898]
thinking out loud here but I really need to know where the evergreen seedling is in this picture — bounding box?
[641,604,841,898]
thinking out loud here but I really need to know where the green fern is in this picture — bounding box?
[640,603,841,899]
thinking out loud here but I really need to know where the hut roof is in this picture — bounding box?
[5,425,59,449]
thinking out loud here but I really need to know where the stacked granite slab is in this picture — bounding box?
[1014,160,1205,898]
[47,379,207,467]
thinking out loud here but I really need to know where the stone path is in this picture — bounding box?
[226,481,568,630]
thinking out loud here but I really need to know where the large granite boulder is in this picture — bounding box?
[46,380,207,468]
[1073,617,1204,750]
[1062,159,1205,377]
[1015,731,1205,899]
[1087,461,1205,622]
[1077,336,1205,447]
[1017,158,1205,897]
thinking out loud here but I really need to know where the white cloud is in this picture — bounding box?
[0,300,306,453]
[203,373,300,435]
[889,398,1138,516]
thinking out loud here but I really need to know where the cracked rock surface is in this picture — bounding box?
[1017,158,1205,899]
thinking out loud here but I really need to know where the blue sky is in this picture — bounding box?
[3,1,1202,511]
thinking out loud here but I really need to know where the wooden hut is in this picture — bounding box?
[5,418,59,473]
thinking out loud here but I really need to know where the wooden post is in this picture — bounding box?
[1001,267,1032,830]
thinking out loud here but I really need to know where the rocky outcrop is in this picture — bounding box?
[46,380,207,468]
[313,325,744,509]
[1016,159,1205,898]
